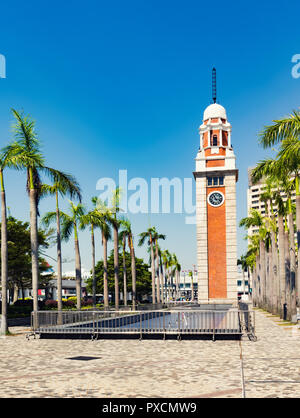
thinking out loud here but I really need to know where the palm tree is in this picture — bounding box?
[172,254,181,301]
[252,157,297,316]
[188,270,194,302]
[138,227,156,304]
[161,249,172,302]
[119,218,137,309]
[157,246,165,303]
[92,199,112,309]
[0,146,21,334]
[79,197,102,307]
[0,155,8,335]
[240,209,267,308]
[97,214,111,309]
[59,201,86,309]
[41,173,81,312]
[152,228,166,304]
[237,256,248,297]
[119,222,128,307]
[8,109,79,314]
[109,188,122,309]
[259,112,300,312]
[274,191,287,317]
[246,234,260,306]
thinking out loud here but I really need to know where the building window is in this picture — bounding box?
[212,135,218,146]
[207,176,224,187]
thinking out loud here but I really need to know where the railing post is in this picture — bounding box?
[140,312,142,340]
[212,311,215,341]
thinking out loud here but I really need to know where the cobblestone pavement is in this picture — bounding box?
[1,308,300,398]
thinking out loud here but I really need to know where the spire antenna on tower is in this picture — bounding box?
[212,67,217,104]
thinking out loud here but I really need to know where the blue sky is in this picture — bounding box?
[0,0,300,273]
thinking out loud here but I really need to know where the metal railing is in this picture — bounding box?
[31,309,256,340]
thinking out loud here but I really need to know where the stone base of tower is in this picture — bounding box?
[197,298,238,307]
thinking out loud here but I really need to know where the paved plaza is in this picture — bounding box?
[1,308,300,398]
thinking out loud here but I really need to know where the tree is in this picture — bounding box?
[86,250,151,302]
[240,209,269,308]
[59,201,86,309]
[0,146,21,334]
[237,256,248,296]
[7,109,78,314]
[138,227,156,304]
[41,173,81,312]
[251,157,297,317]
[152,228,166,304]
[109,188,122,309]
[188,270,194,302]
[0,216,51,303]
[259,112,300,314]
[161,249,172,302]
[119,218,137,309]
[172,254,181,300]
[273,190,288,317]
[94,201,112,309]
[79,197,105,307]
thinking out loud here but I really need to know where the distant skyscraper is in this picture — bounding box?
[247,167,296,237]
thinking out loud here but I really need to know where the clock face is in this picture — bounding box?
[208,191,224,207]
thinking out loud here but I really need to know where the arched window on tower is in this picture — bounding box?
[212,135,218,146]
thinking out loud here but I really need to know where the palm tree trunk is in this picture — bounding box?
[257,254,261,307]
[155,243,160,304]
[167,270,171,301]
[278,215,286,318]
[266,248,271,312]
[1,170,8,334]
[296,193,300,308]
[74,225,81,310]
[91,224,96,307]
[150,238,156,304]
[284,230,291,320]
[160,264,164,304]
[29,188,39,315]
[251,264,256,306]
[164,263,167,301]
[56,192,63,314]
[103,233,109,309]
[271,230,278,314]
[288,212,296,318]
[255,255,260,307]
[13,284,18,303]
[191,275,194,302]
[259,241,266,309]
[129,235,136,311]
[122,236,127,307]
[113,224,119,310]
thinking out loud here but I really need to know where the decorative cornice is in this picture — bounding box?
[193,168,239,181]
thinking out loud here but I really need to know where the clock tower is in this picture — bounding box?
[193,73,238,304]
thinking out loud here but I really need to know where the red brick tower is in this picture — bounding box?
[193,90,238,304]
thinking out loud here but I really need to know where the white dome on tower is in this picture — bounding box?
[203,103,227,121]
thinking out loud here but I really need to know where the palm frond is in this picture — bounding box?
[259,111,300,148]
[40,211,57,228]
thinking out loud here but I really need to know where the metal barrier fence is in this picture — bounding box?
[30,309,256,340]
